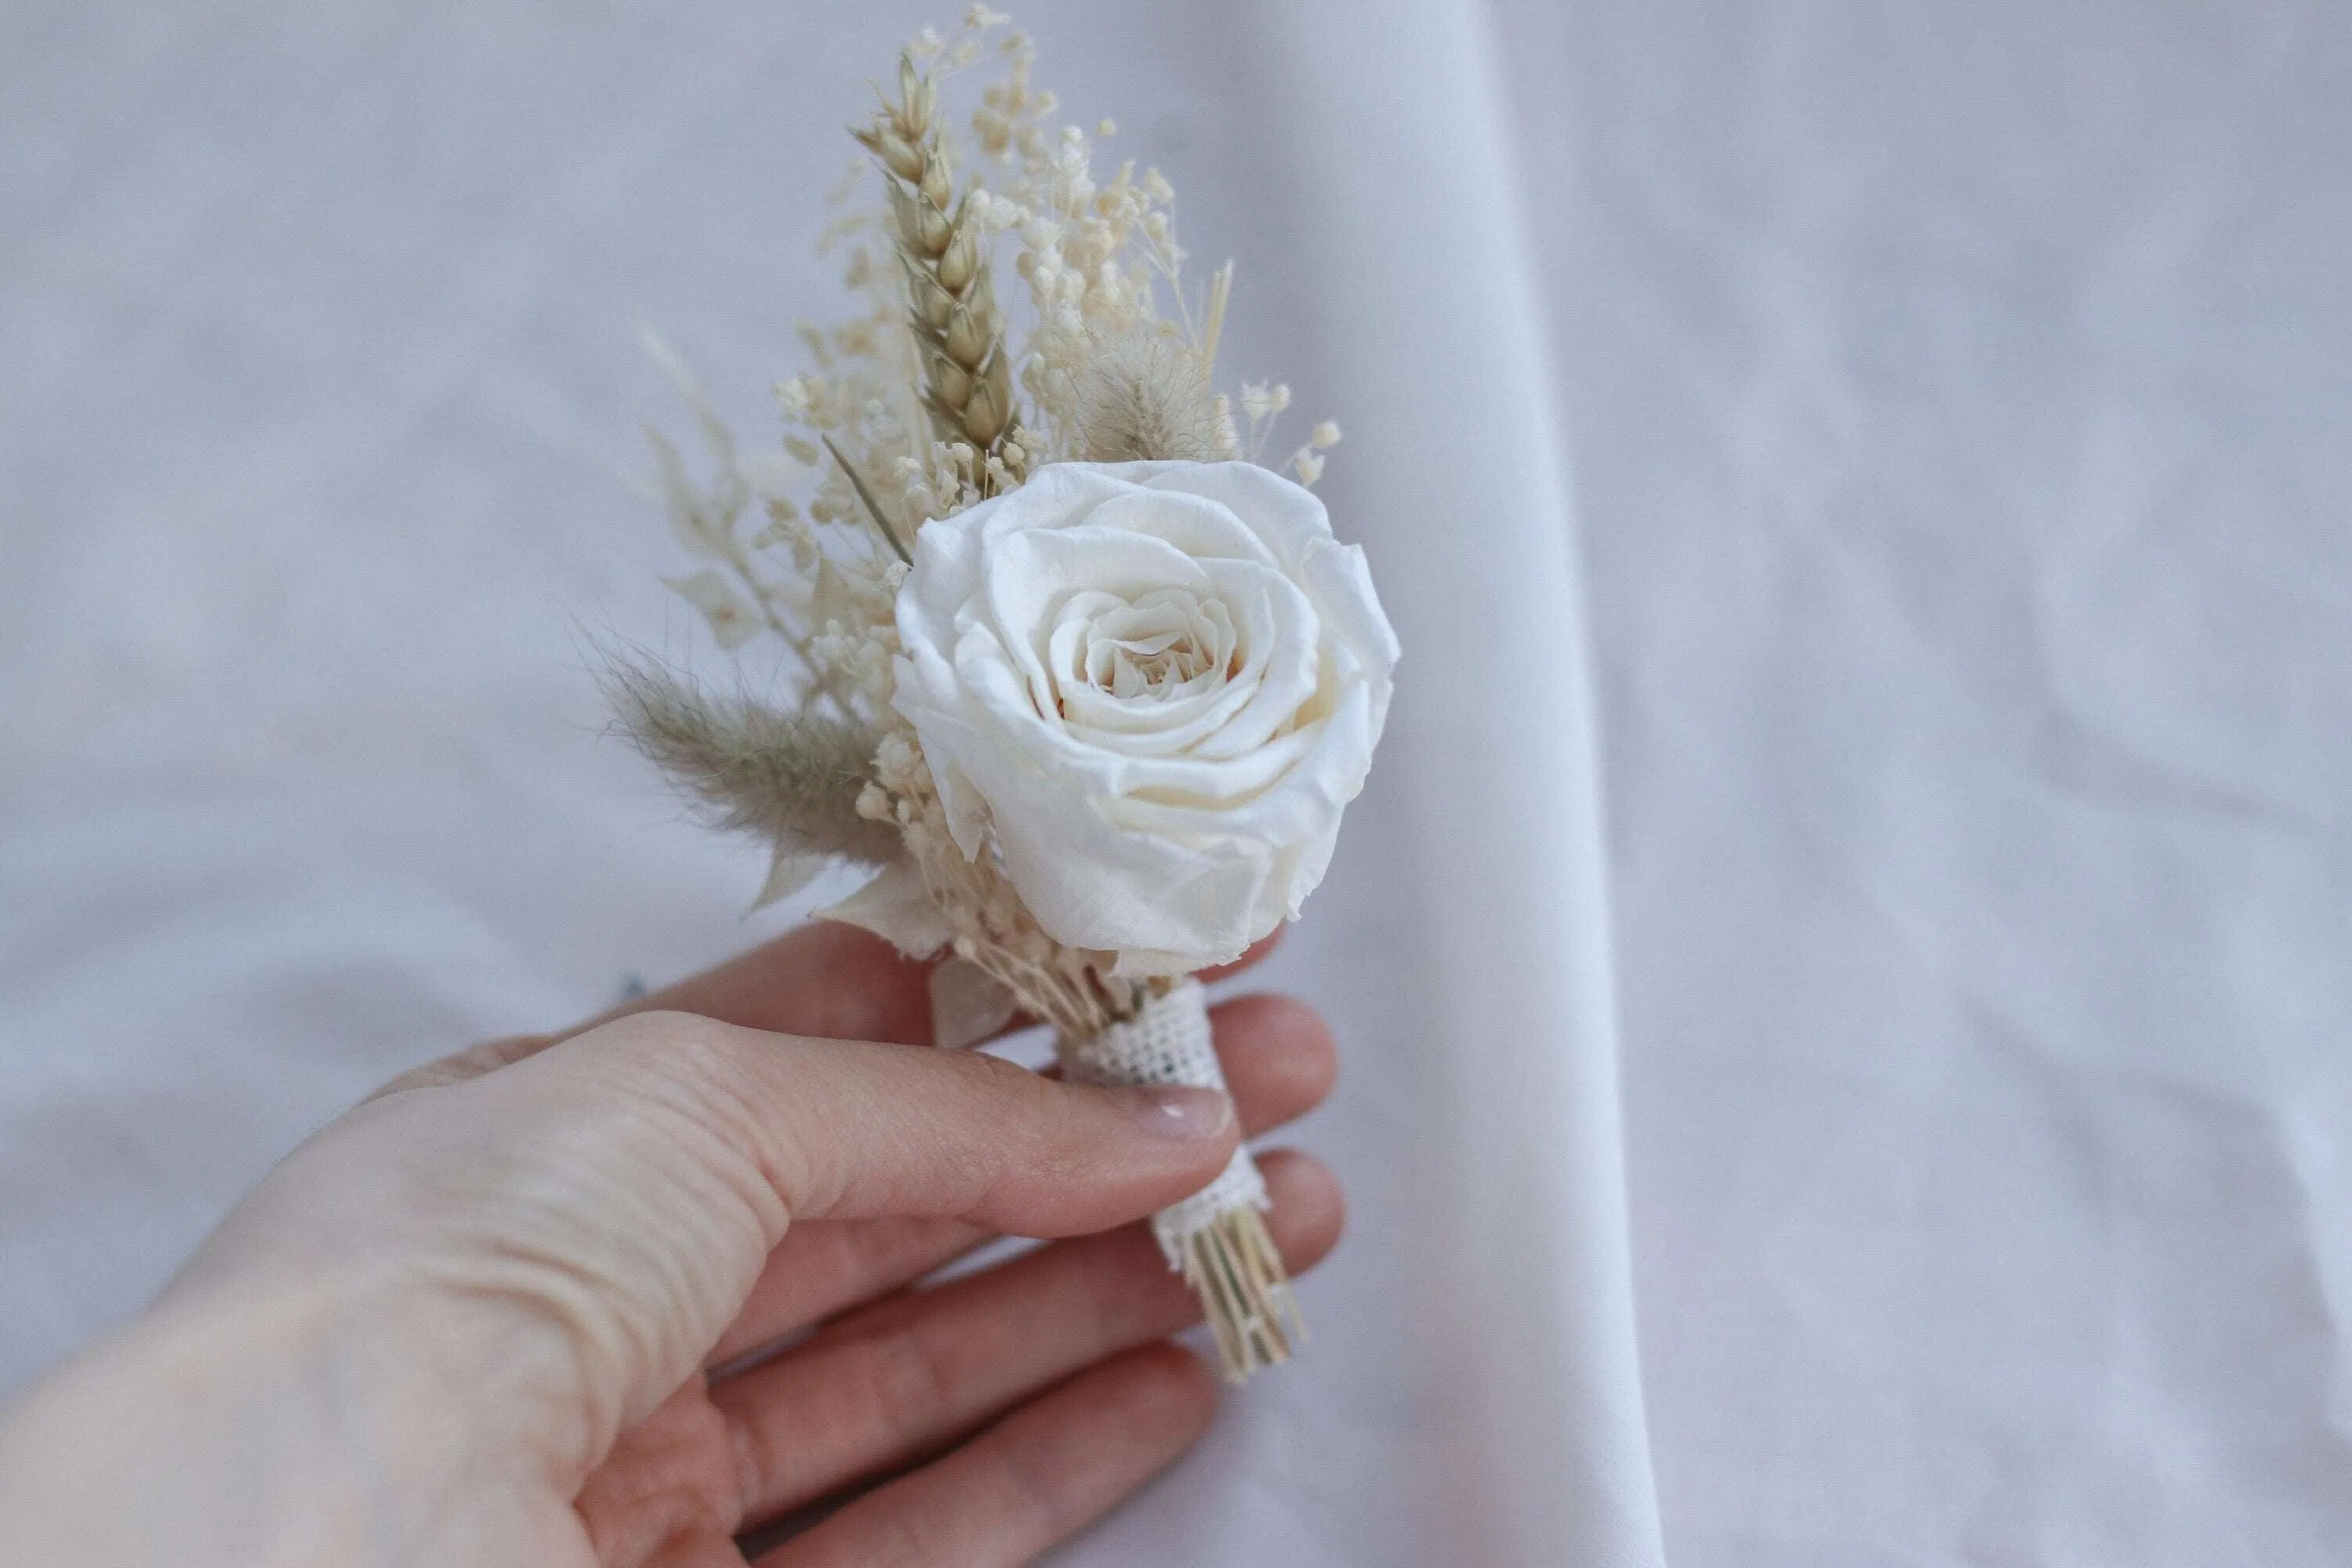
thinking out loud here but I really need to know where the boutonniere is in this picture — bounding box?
[609,9,1396,1380]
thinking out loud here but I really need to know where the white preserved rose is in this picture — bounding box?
[890,460,1399,975]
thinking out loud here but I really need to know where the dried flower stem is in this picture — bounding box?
[1181,1209,1302,1381]
[822,435,913,564]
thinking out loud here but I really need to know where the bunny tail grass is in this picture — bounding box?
[1074,330,1236,464]
[602,656,901,866]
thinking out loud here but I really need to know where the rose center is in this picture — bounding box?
[1093,629,1200,692]
[1069,590,1233,703]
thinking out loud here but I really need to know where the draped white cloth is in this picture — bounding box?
[5,2,2347,1563]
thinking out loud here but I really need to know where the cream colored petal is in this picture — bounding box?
[816,859,952,957]
[750,848,828,910]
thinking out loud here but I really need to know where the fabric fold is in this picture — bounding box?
[1237,3,1666,1563]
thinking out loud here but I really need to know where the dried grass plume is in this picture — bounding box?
[604,656,901,866]
[1074,330,1237,464]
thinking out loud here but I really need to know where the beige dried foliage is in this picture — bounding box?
[606,658,902,866]
[1074,329,1236,464]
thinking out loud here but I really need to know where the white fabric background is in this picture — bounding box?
[4,2,2346,1564]
[1495,4,2352,1563]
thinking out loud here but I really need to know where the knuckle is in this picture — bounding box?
[937,1042,1038,1094]
[931,1049,1080,1191]
[601,1007,739,1060]
[928,1046,1060,1134]
[572,1009,812,1228]
[589,1011,766,1121]
[858,1321,968,1454]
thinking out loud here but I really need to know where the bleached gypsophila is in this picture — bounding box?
[890,460,1398,975]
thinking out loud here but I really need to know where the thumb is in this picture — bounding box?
[464,1009,1239,1447]
[539,1007,1241,1237]
[173,1009,1240,1486]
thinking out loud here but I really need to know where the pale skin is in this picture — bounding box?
[0,924,1342,1566]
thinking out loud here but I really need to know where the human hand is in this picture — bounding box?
[0,924,1341,1566]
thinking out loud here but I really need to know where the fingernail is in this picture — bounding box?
[1111,1084,1234,1140]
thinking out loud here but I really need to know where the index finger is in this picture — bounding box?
[364,920,933,1103]
[587,920,1285,1047]
[373,921,1285,1102]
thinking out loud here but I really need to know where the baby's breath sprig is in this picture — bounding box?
[855,53,1033,499]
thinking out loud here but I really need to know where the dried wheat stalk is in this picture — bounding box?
[855,53,1032,497]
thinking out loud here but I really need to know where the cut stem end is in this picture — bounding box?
[1170,1205,1304,1384]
